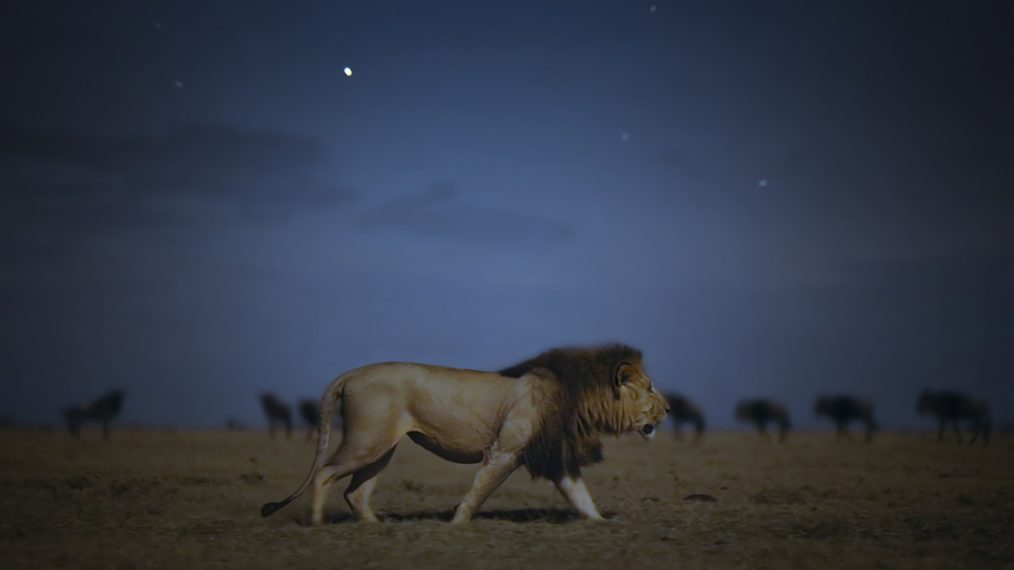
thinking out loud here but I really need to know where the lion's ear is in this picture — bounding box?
[612,362,635,399]
[614,362,634,388]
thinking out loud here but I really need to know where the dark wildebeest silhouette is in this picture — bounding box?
[63,390,124,440]
[664,393,705,441]
[736,399,791,442]
[815,395,878,443]
[296,397,344,440]
[298,398,320,441]
[917,390,991,446]
[260,393,293,439]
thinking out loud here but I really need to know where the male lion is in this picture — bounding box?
[261,344,669,524]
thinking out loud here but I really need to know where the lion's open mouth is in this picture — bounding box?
[640,423,656,439]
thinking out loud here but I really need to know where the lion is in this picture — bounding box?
[63,390,124,440]
[917,390,991,446]
[814,395,878,443]
[735,398,791,442]
[260,344,669,524]
[259,392,293,439]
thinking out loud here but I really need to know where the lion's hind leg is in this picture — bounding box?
[310,435,402,525]
[343,445,398,523]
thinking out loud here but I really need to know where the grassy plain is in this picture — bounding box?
[1,429,1011,569]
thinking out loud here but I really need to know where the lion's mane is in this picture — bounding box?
[498,343,644,482]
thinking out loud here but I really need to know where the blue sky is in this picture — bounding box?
[1,1,1011,428]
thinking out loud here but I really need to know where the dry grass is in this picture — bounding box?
[1,430,1012,569]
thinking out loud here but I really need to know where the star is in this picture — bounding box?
[758,179,769,188]
[344,67,353,77]
[173,79,184,89]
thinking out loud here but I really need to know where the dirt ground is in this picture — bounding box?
[1,429,1012,569]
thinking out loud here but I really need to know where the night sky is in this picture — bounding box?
[2,1,1011,429]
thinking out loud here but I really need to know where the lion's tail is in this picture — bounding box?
[260,370,352,517]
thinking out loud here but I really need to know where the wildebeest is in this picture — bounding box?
[298,398,320,441]
[260,393,293,439]
[815,395,878,443]
[736,399,791,442]
[917,390,991,446]
[63,390,124,439]
[664,393,705,441]
[296,397,344,440]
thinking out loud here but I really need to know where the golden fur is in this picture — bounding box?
[261,344,668,524]
[498,344,658,481]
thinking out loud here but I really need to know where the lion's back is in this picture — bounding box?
[340,362,522,421]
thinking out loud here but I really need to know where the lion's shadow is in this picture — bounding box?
[299,508,610,525]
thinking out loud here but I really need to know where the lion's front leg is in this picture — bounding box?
[555,476,604,521]
[450,450,519,524]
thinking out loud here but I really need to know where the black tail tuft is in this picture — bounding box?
[261,502,282,517]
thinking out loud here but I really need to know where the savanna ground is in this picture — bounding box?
[1,429,1012,569]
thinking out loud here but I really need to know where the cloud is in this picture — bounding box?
[0,122,356,243]
[358,182,575,247]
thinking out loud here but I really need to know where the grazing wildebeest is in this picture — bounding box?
[297,397,344,440]
[63,390,124,440]
[736,399,791,442]
[260,393,293,439]
[815,395,878,443]
[664,393,705,441]
[917,390,991,446]
[298,398,320,441]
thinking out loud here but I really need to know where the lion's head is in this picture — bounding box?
[498,343,669,482]
[607,358,670,439]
